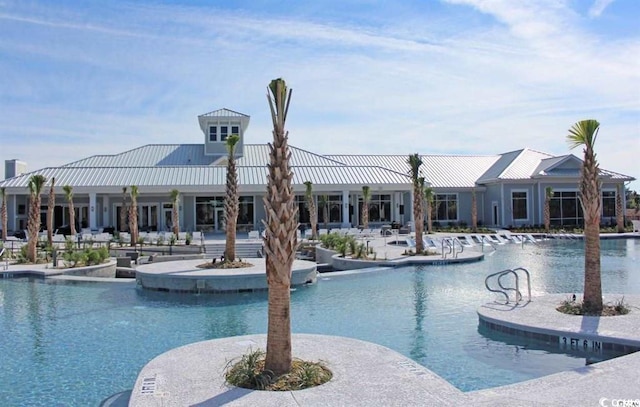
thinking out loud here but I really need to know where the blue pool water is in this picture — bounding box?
[1,239,638,405]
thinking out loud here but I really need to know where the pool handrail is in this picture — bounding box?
[485,267,531,305]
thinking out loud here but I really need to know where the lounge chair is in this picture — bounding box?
[632,220,640,233]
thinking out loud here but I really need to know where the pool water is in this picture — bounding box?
[1,239,638,405]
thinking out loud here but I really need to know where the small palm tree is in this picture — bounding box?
[423,186,434,234]
[27,174,47,262]
[361,185,371,228]
[408,154,424,253]
[471,187,477,233]
[616,184,624,233]
[263,77,298,376]
[303,181,317,240]
[544,186,553,233]
[224,134,241,262]
[318,194,329,230]
[567,119,602,313]
[129,186,139,247]
[120,187,128,233]
[63,185,76,236]
[47,177,56,246]
[1,187,7,241]
[170,189,180,238]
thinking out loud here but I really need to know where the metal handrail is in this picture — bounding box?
[484,267,531,305]
[441,238,453,259]
[0,248,7,271]
[481,236,497,254]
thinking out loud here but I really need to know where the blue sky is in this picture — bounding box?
[1,0,638,190]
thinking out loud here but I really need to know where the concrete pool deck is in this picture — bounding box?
[126,294,640,406]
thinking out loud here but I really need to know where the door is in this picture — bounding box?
[163,208,173,232]
[215,208,226,232]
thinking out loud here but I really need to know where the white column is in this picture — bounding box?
[89,192,97,230]
[342,190,350,227]
[103,196,109,227]
[394,192,401,222]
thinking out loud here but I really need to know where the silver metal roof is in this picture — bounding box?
[198,108,249,118]
[327,154,499,188]
[0,165,410,190]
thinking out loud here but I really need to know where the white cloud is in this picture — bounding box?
[588,0,616,18]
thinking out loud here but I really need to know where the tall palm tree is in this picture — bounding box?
[303,181,317,240]
[408,154,424,253]
[120,187,128,233]
[1,187,7,241]
[129,186,139,247]
[224,134,241,262]
[63,185,76,236]
[170,189,180,238]
[423,186,434,234]
[46,177,55,246]
[616,184,624,233]
[27,174,47,263]
[544,186,553,233]
[471,187,477,233]
[361,185,371,228]
[318,194,329,230]
[263,78,297,376]
[567,119,602,313]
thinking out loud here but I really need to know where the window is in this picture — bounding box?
[220,126,228,141]
[296,195,311,224]
[511,191,528,220]
[209,126,217,142]
[238,196,254,225]
[549,191,583,226]
[317,195,342,224]
[359,194,391,223]
[433,194,457,221]
[231,125,240,137]
[602,191,615,218]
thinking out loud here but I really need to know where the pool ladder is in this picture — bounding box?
[484,267,531,305]
[441,237,463,259]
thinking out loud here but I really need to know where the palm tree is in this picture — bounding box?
[361,185,371,228]
[318,194,329,230]
[303,181,317,240]
[263,78,297,376]
[471,187,477,233]
[129,186,139,247]
[423,186,434,234]
[46,177,55,246]
[408,154,424,253]
[1,187,7,241]
[63,185,76,236]
[27,174,47,263]
[170,189,180,238]
[567,119,602,313]
[224,134,241,262]
[544,186,553,233]
[120,187,128,233]
[616,184,624,233]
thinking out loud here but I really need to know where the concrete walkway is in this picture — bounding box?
[126,294,640,406]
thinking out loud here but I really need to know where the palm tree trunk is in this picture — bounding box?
[1,189,7,241]
[413,187,424,253]
[471,188,477,233]
[27,194,42,262]
[426,201,432,234]
[544,197,551,233]
[47,178,55,246]
[581,145,602,312]
[264,78,297,376]
[69,200,76,237]
[172,204,179,238]
[616,185,624,233]
[308,199,317,240]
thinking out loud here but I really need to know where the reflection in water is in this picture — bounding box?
[410,267,427,361]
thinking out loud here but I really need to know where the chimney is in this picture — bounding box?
[5,159,27,179]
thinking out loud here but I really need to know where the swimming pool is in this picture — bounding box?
[1,239,638,405]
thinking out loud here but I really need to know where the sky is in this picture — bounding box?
[1,0,639,190]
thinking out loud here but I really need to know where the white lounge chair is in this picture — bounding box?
[632,220,640,233]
